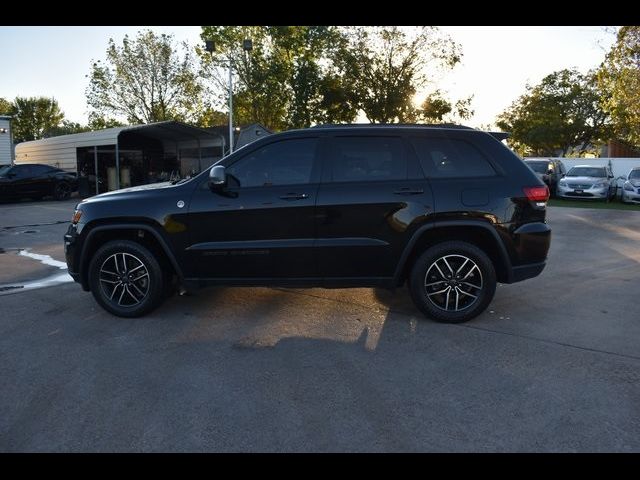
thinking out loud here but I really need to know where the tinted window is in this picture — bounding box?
[526,161,549,174]
[30,165,53,175]
[329,137,405,182]
[411,137,496,178]
[566,167,606,178]
[227,138,317,187]
[12,165,33,178]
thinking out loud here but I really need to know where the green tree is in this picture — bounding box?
[420,90,474,123]
[0,97,12,115]
[200,26,352,130]
[87,30,208,124]
[87,113,125,130]
[43,120,91,138]
[10,96,65,143]
[496,69,609,157]
[335,26,462,123]
[597,26,640,147]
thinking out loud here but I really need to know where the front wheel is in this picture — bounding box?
[88,240,166,317]
[53,182,71,200]
[409,241,497,323]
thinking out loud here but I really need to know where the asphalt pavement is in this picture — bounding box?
[0,198,639,452]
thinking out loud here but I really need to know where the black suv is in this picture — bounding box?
[64,125,551,323]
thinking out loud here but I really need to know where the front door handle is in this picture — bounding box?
[393,188,424,195]
[279,193,309,201]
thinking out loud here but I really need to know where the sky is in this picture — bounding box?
[0,26,617,128]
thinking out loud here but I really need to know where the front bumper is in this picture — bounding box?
[557,184,610,199]
[64,224,82,284]
[622,188,640,204]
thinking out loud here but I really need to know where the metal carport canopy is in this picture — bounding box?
[115,121,219,187]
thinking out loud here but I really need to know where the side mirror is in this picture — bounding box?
[209,165,226,189]
[547,169,554,175]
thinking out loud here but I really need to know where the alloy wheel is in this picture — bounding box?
[99,252,150,307]
[424,254,483,312]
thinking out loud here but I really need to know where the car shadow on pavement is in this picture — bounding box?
[143,283,426,355]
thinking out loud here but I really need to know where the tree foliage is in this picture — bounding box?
[597,26,640,147]
[86,30,208,125]
[199,26,465,130]
[420,90,474,123]
[0,97,12,115]
[200,26,354,131]
[87,113,125,130]
[9,96,65,143]
[496,69,609,157]
[336,26,462,124]
[43,120,91,138]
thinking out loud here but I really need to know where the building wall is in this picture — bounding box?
[14,128,124,172]
[0,117,12,165]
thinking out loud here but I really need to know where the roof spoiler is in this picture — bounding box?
[488,131,510,141]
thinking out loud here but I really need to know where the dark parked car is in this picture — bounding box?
[524,159,566,196]
[0,163,77,201]
[64,125,551,323]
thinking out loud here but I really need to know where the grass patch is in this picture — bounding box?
[548,197,640,211]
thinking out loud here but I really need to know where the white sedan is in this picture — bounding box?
[557,165,616,201]
[621,167,640,204]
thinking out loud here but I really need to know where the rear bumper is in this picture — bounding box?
[504,222,551,284]
[510,261,546,282]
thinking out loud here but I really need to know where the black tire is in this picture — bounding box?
[409,241,497,323]
[53,181,71,200]
[88,240,166,317]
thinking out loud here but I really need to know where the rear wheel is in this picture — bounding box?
[88,240,166,317]
[53,182,71,200]
[409,241,496,323]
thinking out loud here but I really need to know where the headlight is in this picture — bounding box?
[559,181,567,187]
[592,182,607,189]
[624,181,634,192]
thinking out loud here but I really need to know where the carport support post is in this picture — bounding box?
[228,64,233,154]
[115,141,120,190]
[93,146,98,195]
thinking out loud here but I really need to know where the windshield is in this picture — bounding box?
[0,165,12,177]
[526,162,550,174]
[566,167,606,178]
[629,170,640,180]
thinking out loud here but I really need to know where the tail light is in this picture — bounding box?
[523,186,549,202]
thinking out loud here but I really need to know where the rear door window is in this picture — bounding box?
[327,136,406,183]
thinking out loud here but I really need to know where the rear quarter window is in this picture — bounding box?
[411,137,497,178]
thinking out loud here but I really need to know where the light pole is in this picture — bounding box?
[205,38,253,155]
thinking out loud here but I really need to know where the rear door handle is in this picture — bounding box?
[393,188,424,195]
[279,193,309,201]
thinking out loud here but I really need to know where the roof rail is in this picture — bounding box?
[311,123,475,130]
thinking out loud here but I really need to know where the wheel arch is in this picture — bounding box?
[393,220,512,286]
[79,222,183,291]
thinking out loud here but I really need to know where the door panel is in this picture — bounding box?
[316,136,434,279]
[12,165,34,197]
[187,137,320,280]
